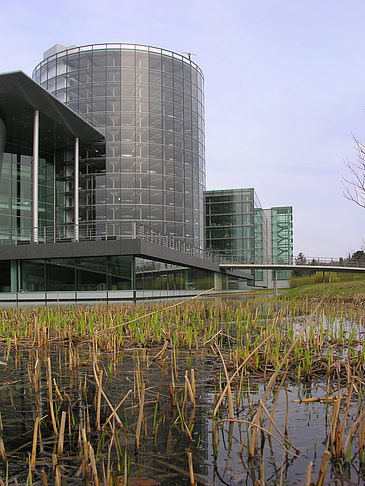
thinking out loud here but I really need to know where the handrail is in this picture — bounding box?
[0,222,219,263]
[1,223,364,268]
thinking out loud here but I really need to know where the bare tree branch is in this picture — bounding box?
[342,136,365,208]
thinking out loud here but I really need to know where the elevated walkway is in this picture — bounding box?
[219,263,365,273]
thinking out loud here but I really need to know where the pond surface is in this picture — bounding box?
[0,343,363,485]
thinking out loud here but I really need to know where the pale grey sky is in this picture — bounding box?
[1,0,364,258]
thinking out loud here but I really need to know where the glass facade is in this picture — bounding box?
[0,256,214,294]
[18,256,133,292]
[271,207,293,263]
[205,189,293,282]
[33,44,206,248]
[205,188,262,262]
[0,153,54,242]
[0,261,10,292]
[271,206,293,279]
[54,141,103,238]
[136,257,214,291]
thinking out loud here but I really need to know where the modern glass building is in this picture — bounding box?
[0,43,293,302]
[0,71,104,245]
[270,207,293,265]
[205,188,263,262]
[32,43,206,248]
[264,206,293,280]
[205,189,293,287]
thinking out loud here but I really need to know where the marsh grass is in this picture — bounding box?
[0,297,364,484]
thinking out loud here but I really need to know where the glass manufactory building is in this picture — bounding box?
[0,42,293,302]
[32,43,206,248]
[0,50,250,302]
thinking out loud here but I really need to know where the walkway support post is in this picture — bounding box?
[214,272,223,291]
[74,137,79,241]
[32,110,39,243]
[132,257,137,303]
[10,260,17,293]
[273,269,277,296]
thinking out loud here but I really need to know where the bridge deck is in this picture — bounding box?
[219,264,365,273]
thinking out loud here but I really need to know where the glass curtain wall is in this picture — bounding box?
[0,152,54,243]
[205,188,256,262]
[271,206,293,279]
[0,256,213,292]
[55,142,104,239]
[33,44,206,248]
[135,257,214,291]
[18,256,133,291]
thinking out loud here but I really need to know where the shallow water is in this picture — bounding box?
[0,343,363,485]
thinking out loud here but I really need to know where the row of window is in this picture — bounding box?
[35,51,203,86]
[61,96,204,120]
[104,146,206,164]
[77,206,201,220]
[63,101,204,129]
[101,143,204,160]
[0,177,203,202]
[78,161,206,176]
[76,178,204,191]
[103,125,204,141]
[76,191,202,206]
[42,74,203,100]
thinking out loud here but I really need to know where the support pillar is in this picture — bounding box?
[32,110,39,243]
[132,257,137,303]
[273,269,277,296]
[10,260,18,292]
[0,118,6,172]
[74,137,79,241]
[214,272,223,290]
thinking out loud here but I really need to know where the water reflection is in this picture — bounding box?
[0,346,363,485]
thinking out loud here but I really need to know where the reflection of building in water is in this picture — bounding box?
[135,258,214,292]
[0,346,211,480]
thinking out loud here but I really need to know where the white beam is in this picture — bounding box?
[32,110,39,243]
[74,137,79,241]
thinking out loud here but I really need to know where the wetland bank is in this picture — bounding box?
[0,293,364,485]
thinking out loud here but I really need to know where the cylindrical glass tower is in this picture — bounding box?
[33,43,206,248]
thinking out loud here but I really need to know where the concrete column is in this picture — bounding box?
[0,118,6,173]
[132,257,137,303]
[10,260,17,292]
[53,151,56,243]
[214,272,223,290]
[32,110,39,243]
[273,269,277,296]
[74,137,79,241]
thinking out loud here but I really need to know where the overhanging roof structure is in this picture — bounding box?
[0,71,104,152]
[0,238,253,280]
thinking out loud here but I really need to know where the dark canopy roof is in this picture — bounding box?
[0,71,103,152]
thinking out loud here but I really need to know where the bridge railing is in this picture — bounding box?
[0,222,221,263]
[1,224,364,268]
[220,256,365,269]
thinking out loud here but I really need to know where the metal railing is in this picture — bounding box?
[0,222,220,263]
[1,223,364,268]
[219,256,365,269]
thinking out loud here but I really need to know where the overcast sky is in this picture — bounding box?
[1,0,364,258]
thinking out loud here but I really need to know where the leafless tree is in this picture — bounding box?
[343,136,365,208]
